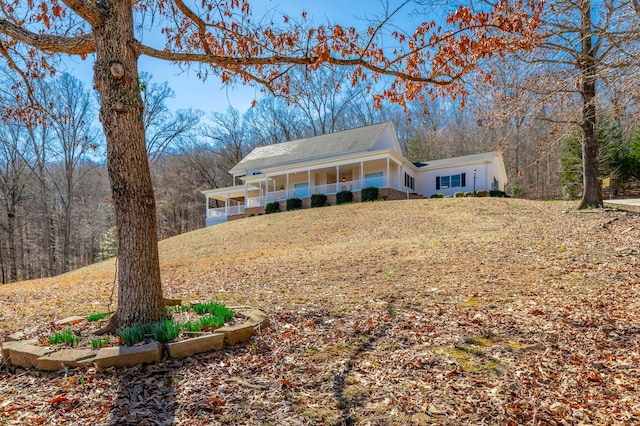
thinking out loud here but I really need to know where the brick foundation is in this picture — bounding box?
[233,188,424,221]
[379,188,425,201]
[244,207,265,217]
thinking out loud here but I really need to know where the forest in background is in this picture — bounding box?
[1,47,639,284]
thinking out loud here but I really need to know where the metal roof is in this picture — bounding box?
[415,151,500,170]
[229,122,393,174]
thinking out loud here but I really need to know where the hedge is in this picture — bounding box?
[336,190,353,205]
[311,193,328,208]
[286,198,303,211]
[265,201,280,214]
[361,187,379,202]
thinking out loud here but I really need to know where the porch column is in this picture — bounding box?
[398,164,402,190]
[244,183,248,208]
[286,173,289,199]
[336,165,339,193]
[386,157,390,188]
[265,175,269,203]
[206,195,209,217]
[308,169,311,196]
[226,193,230,216]
[360,161,364,190]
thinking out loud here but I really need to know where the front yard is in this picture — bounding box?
[1,198,639,424]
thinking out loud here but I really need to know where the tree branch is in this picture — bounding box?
[61,0,101,27]
[0,19,95,55]
[633,0,640,20]
[173,0,213,56]
[134,41,454,86]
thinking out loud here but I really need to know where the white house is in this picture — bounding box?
[414,151,508,198]
[202,122,507,226]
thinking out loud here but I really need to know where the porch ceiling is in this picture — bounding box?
[202,185,258,200]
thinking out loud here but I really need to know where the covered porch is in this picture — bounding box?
[202,184,260,226]
[203,155,413,226]
[244,156,405,204]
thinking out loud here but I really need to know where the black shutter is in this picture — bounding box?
[461,173,466,187]
[436,176,440,190]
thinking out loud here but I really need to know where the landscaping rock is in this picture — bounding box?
[5,342,55,368]
[245,309,270,329]
[2,304,270,371]
[217,323,255,346]
[166,333,224,358]
[55,316,86,325]
[37,348,97,371]
[6,331,25,342]
[163,297,182,306]
[1,339,35,360]
[93,341,162,369]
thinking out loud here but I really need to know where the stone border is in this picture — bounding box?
[0,305,269,371]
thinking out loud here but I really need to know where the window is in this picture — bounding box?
[404,172,415,190]
[436,173,466,190]
[364,172,384,188]
[293,182,309,198]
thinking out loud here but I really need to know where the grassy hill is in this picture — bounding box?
[1,198,639,424]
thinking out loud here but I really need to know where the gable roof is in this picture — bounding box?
[229,122,394,174]
[415,151,500,170]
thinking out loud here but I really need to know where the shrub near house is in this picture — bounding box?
[361,187,379,202]
[287,198,303,211]
[336,190,353,205]
[265,202,280,214]
[311,194,328,208]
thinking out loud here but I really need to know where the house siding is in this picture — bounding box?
[416,164,492,197]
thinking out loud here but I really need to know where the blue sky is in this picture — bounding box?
[63,1,432,115]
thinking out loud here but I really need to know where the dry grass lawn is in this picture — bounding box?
[1,198,639,425]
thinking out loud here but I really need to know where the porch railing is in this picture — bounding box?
[210,177,391,217]
[264,178,390,202]
[247,197,263,207]
[207,205,245,217]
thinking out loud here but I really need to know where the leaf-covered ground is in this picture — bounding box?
[1,198,639,425]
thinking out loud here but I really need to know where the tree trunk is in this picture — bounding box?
[0,240,5,284]
[39,175,55,276]
[93,0,166,330]
[6,212,17,282]
[61,173,73,273]
[578,0,602,209]
[30,125,56,276]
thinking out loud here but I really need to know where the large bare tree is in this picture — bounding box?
[0,0,541,330]
[499,0,640,207]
